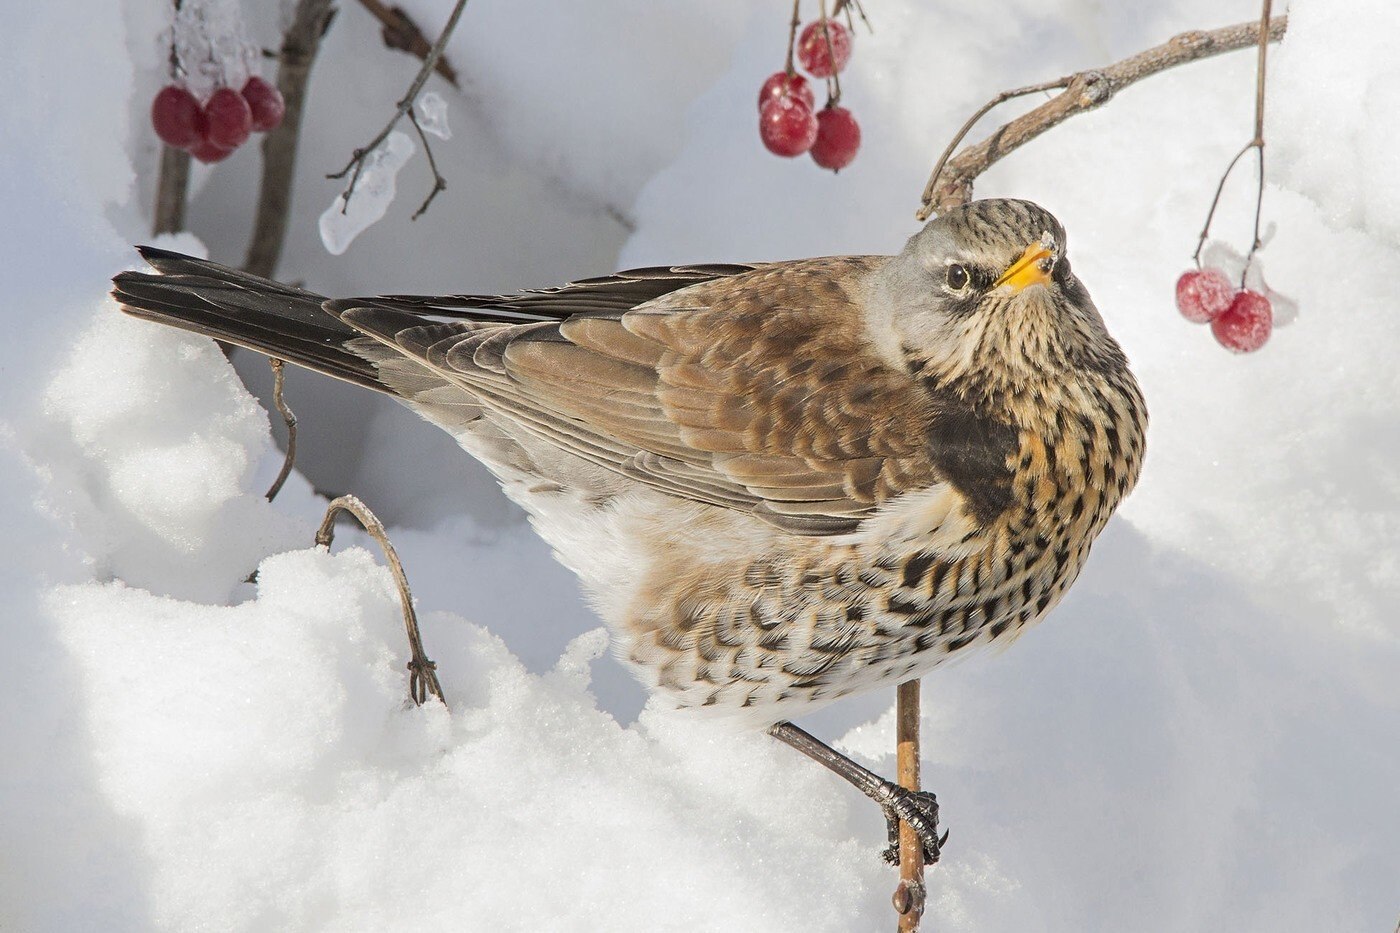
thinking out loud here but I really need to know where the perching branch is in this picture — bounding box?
[326,0,470,218]
[893,679,925,931]
[316,495,446,707]
[916,14,1289,220]
[355,0,460,89]
[243,0,337,278]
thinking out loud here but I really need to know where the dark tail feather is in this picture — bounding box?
[111,246,384,392]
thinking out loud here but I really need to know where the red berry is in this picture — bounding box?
[759,96,818,157]
[797,20,853,78]
[811,105,860,171]
[1211,289,1273,353]
[241,76,286,133]
[188,138,234,164]
[204,87,253,150]
[1175,267,1236,324]
[151,85,205,149]
[758,71,815,112]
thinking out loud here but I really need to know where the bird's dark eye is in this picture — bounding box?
[945,263,970,291]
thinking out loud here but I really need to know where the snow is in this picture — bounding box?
[319,131,417,255]
[3,0,1398,930]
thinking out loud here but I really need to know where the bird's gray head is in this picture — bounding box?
[868,198,1126,395]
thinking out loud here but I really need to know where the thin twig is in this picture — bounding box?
[894,679,926,931]
[264,359,298,501]
[355,0,460,88]
[920,77,1072,213]
[315,495,447,707]
[327,0,470,217]
[916,14,1289,220]
[406,109,448,219]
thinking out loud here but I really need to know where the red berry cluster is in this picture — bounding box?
[151,77,285,165]
[1175,267,1273,353]
[758,17,861,171]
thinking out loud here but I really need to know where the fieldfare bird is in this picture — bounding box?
[112,198,1147,862]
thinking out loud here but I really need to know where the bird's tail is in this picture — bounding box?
[110,246,385,392]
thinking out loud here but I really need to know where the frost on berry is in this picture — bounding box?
[151,85,205,149]
[204,87,253,150]
[759,96,818,158]
[1201,239,1299,327]
[758,71,815,112]
[1211,290,1273,353]
[241,76,285,133]
[796,20,852,78]
[811,106,860,171]
[1175,267,1236,323]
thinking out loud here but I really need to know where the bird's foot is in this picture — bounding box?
[880,787,948,867]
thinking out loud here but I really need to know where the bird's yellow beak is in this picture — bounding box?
[994,243,1055,293]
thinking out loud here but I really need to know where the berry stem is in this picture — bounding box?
[819,0,842,105]
[785,0,801,76]
[1191,0,1275,286]
[1244,0,1272,281]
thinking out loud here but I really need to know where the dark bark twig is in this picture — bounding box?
[355,0,460,88]
[406,109,447,220]
[316,495,446,707]
[152,0,191,236]
[264,359,298,501]
[152,146,192,236]
[916,15,1289,220]
[243,0,337,278]
[326,0,470,218]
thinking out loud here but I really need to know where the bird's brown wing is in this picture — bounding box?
[337,257,942,536]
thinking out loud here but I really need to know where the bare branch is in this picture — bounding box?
[916,15,1289,220]
[316,495,447,708]
[244,0,337,278]
[356,0,460,88]
[264,359,298,501]
[327,0,470,217]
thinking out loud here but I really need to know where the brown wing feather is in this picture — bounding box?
[339,257,944,536]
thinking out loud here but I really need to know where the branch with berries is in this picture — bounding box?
[758,0,863,171]
[1176,0,1282,354]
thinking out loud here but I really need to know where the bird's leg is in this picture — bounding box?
[768,720,947,865]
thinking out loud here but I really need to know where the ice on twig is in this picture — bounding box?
[318,131,416,256]
[1201,239,1299,326]
[415,91,452,140]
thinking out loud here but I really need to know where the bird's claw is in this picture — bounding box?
[880,788,948,866]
